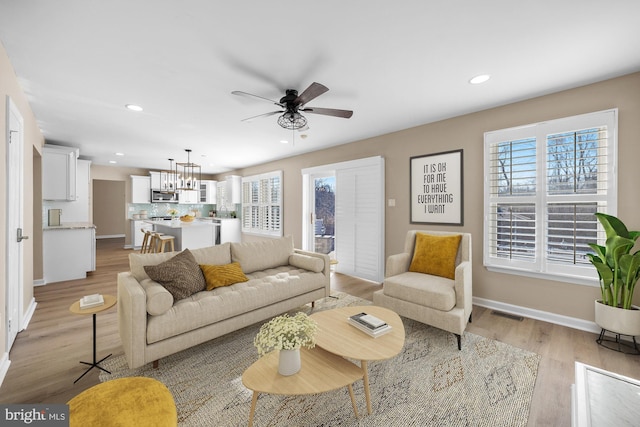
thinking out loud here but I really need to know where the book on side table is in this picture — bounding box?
[80,294,104,309]
[347,312,392,338]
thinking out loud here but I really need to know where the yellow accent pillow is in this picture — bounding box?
[200,262,249,290]
[409,233,462,279]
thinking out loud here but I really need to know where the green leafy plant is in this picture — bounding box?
[588,213,640,309]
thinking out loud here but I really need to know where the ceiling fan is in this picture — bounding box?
[232,82,353,130]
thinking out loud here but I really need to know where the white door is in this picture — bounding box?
[302,156,385,283]
[6,97,25,350]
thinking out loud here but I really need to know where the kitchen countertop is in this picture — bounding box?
[44,222,96,231]
[145,219,219,229]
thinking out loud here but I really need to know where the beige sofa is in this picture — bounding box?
[117,236,330,369]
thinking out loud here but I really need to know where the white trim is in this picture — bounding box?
[473,296,600,334]
[301,155,383,176]
[96,234,125,239]
[0,352,11,389]
[20,298,37,331]
[33,279,45,287]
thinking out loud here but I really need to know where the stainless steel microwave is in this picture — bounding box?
[151,190,178,203]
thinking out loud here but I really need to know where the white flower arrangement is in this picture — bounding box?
[254,312,318,357]
[168,208,179,217]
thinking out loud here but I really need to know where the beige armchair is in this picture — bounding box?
[373,230,472,350]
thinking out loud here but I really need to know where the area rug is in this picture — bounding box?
[100,293,540,426]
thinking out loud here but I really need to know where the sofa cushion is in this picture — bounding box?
[144,249,206,301]
[409,233,461,279]
[289,253,324,273]
[384,271,456,311]
[231,236,294,274]
[139,279,174,315]
[200,262,249,290]
[129,243,232,283]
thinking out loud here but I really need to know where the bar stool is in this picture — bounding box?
[140,229,154,254]
[155,234,175,253]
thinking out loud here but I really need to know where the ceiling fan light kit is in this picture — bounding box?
[233,82,353,132]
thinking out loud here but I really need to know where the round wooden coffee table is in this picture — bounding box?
[310,305,405,414]
[242,346,364,427]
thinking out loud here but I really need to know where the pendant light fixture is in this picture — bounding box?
[176,149,201,191]
[162,158,178,193]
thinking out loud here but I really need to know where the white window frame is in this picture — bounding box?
[483,109,618,286]
[241,170,283,237]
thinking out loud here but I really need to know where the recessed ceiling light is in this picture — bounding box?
[280,140,289,144]
[109,160,117,164]
[469,74,491,85]
[115,152,124,156]
[125,104,143,112]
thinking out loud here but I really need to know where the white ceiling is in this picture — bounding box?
[2,1,639,174]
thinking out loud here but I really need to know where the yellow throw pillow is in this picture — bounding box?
[200,262,249,290]
[408,233,462,279]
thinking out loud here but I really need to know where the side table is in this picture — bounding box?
[69,294,117,383]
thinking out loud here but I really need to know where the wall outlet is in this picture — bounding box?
[129,206,135,212]
[388,198,396,207]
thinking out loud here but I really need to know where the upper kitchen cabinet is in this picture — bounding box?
[199,180,217,204]
[179,189,199,204]
[131,175,151,203]
[43,145,79,201]
[226,175,242,204]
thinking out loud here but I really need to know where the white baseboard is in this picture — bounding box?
[21,298,37,331]
[33,278,46,287]
[473,297,601,334]
[96,234,125,239]
[0,352,11,389]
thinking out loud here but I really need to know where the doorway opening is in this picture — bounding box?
[313,175,335,255]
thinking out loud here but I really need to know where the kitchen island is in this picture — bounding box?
[146,219,221,251]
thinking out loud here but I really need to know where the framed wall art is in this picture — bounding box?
[410,149,463,225]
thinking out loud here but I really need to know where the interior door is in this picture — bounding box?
[6,97,25,350]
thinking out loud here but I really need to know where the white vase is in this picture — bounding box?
[278,348,301,376]
[594,300,640,336]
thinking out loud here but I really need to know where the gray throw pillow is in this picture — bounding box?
[144,249,206,301]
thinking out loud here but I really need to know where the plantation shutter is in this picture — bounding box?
[484,109,617,284]
[241,171,283,236]
[335,156,385,283]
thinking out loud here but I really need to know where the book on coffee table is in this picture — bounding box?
[347,312,392,337]
[80,293,104,309]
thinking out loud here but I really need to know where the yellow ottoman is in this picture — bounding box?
[68,377,177,427]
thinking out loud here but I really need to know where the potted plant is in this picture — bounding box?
[587,213,640,341]
[254,312,318,376]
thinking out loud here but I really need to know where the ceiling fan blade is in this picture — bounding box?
[241,111,283,122]
[295,82,329,106]
[301,107,353,118]
[232,91,283,107]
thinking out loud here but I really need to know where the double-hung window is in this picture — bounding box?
[241,170,283,237]
[483,109,617,285]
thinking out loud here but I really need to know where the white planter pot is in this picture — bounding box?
[594,300,640,336]
[278,348,301,376]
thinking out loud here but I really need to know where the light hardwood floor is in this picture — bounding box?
[1,238,639,426]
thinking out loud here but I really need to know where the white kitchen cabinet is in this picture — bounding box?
[149,171,161,190]
[179,189,199,204]
[131,175,151,203]
[220,218,241,243]
[43,225,96,283]
[226,175,242,204]
[131,220,153,248]
[199,180,217,204]
[43,145,79,201]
